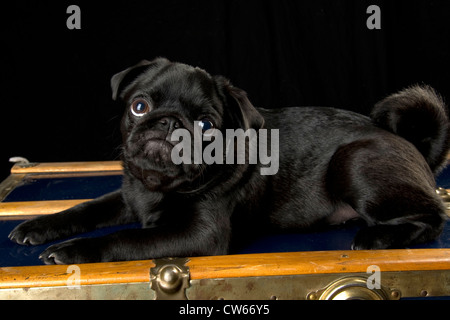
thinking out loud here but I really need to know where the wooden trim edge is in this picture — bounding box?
[10,161,123,174]
[187,249,450,280]
[0,260,155,289]
[0,199,91,217]
[0,249,448,289]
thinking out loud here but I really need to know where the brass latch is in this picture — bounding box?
[306,276,401,300]
[150,257,190,300]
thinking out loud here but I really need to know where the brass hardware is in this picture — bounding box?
[150,257,190,300]
[0,174,26,202]
[0,270,447,300]
[0,282,154,300]
[9,157,37,169]
[188,274,395,300]
[436,187,450,217]
[307,276,399,300]
[187,270,448,300]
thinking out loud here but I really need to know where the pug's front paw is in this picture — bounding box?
[39,238,103,265]
[9,217,59,246]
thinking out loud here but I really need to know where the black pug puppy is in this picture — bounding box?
[9,58,449,264]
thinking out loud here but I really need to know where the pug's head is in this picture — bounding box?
[111,58,264,192]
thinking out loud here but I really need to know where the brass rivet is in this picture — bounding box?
[159,266,182,293]
[390,290,400,299]
[307,292,318,300]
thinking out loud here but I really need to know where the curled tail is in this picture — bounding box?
[371,85,450,174]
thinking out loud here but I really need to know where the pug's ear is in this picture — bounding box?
[214,76,265,130]
[111,58,170,101]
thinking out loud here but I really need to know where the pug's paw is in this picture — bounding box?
[351,226,400,250]
[39,238,103,265]
[9,217,59,246]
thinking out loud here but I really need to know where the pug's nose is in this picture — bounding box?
[157,116,182,133]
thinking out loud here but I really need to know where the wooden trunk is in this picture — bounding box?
[0,161,449,300]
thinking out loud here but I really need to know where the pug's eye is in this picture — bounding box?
[198,119,214,131]
[130,99,151,117]
[198,119,215,136]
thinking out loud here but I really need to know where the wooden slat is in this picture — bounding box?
[0,260,155,289]
[0,199,91,217]
[187,249,450,279]
[10,161,123,174]
[0,249,448,289]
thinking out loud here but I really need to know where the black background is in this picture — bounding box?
[2,0,450,180]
